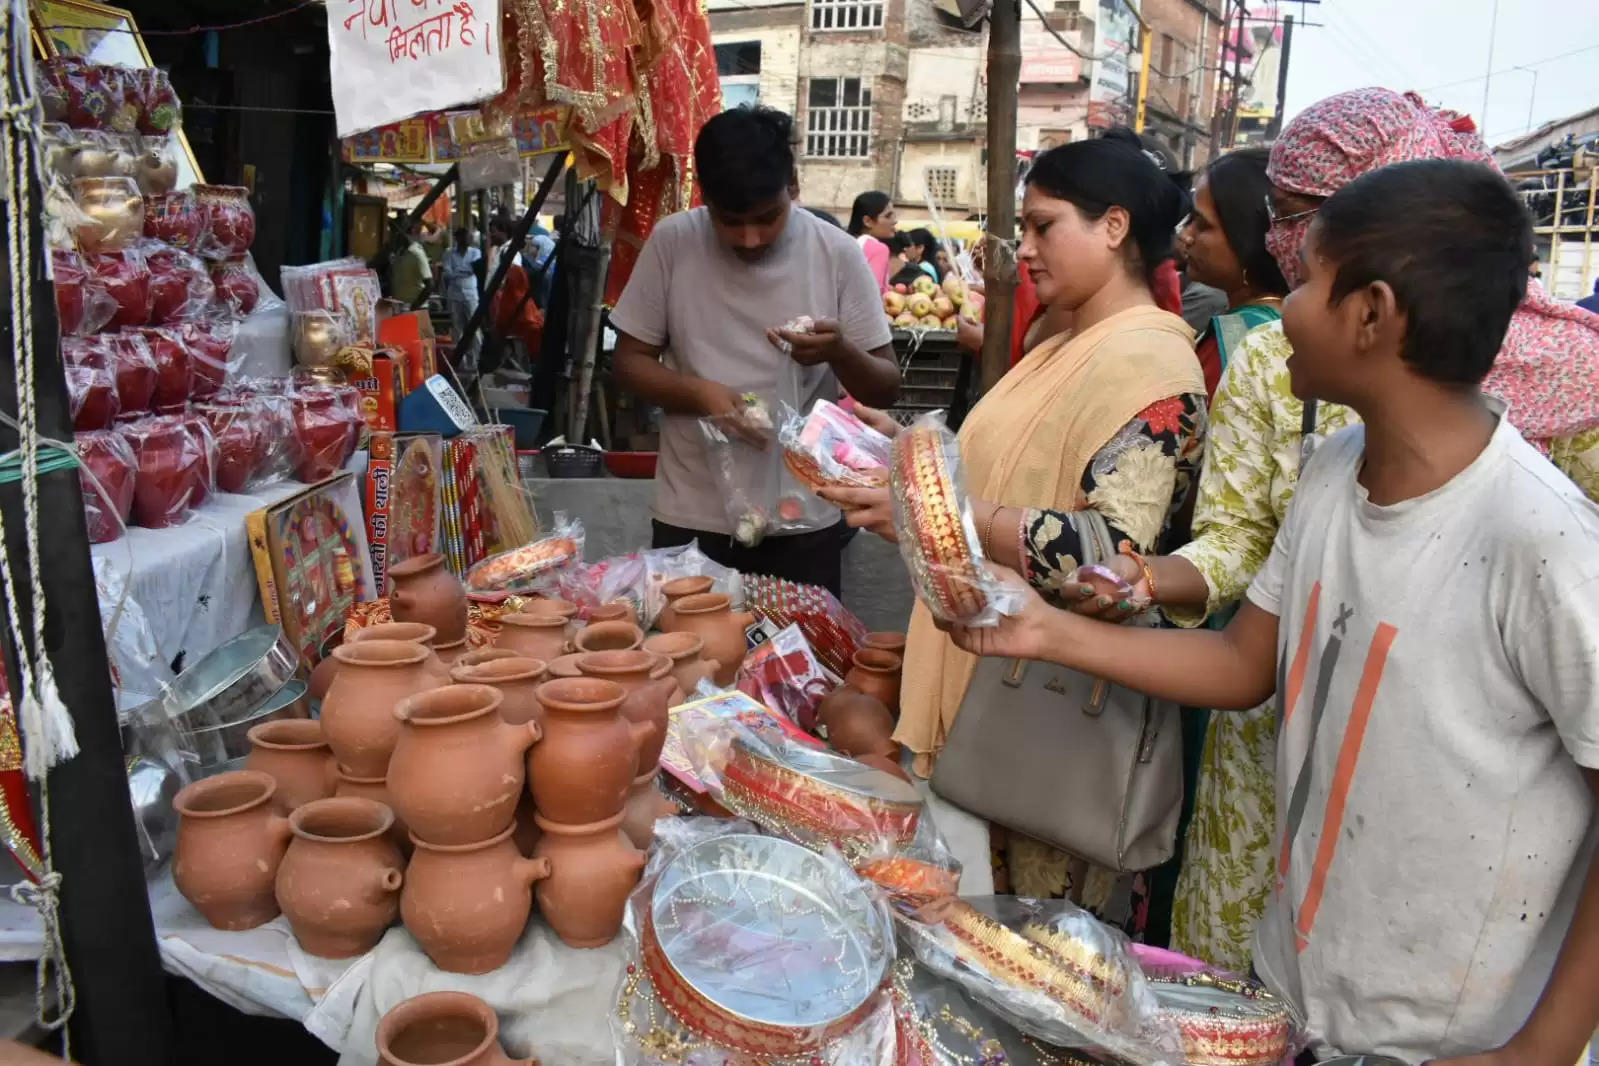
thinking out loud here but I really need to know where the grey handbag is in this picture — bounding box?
[929,511,1183,873]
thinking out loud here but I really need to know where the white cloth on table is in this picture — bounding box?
[912,777,993,898]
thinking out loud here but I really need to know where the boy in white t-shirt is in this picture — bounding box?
[946,159,1599,1064]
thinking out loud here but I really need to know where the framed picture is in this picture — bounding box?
[345,194,388,262]
[29,0,204,188]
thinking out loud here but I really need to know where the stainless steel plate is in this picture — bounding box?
[651,833,892,1031]
[185,679,308,766]
[165,625,301,730]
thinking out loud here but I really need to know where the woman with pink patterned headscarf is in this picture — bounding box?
[1058,87,1599,975]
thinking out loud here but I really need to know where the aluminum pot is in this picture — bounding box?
[185,680,308,768]
[165,625,301,732]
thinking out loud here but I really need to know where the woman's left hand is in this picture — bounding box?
[938,566,1054,661]
[819,484,897,542]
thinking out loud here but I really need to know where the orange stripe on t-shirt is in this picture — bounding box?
[1294,621,1397,950]
[1280,582,1322,730]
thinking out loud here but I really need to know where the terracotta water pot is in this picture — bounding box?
[657,576,713,632]
[845,648,903,715]
[245,719,335,812]
[572,621,644,655]
[525,598,578,622]
[401,824,549,974]
[322,640,445,778]
[351,622,449,684]
[456,647,520,670]
[642,632,721,696]
[588,601,637,628]
[668,593,755,686]
[532,812,646,948]
[275,797,403,958]
[172,770,291,930]
[529,678,652,825]
[817,687,896,758]
[575,651,673,775]
[377,991,535,1066]
[863,632,908,656]
[334,768,410,854]
[389,685,540,846]
[496,612,570,663]
[545,653,584,680]
[450,657,548,725]
[619,771,676,850]
[429,636,470,672]
[388,553,467,643]
[511,793,541,857]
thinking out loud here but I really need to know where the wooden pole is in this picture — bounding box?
[1267,15,1294,139]
[978,0,1021,395]
[1135,27,1153,133]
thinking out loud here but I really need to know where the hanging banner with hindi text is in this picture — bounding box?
[327,0,504,138]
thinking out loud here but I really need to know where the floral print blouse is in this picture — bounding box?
[1017,392,1209,601]
[1170,319,1599,625]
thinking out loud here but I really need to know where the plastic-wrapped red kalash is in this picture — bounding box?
[144,243,214,325]
[143,191,203,250]
[237,380,297,488]
[194,184,256,260]
[182,415,220,506]
[128,326,190,411]
[75,429,136,543]
[82,245,150,329]
[60,336,118,431]
[50,248,116,337]
[195,395,263,494]
[209,256,259,315]
[120,414,203,528]
[289,382,362,482]
[180,317,236,400]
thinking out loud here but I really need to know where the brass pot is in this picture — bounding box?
[292,310,351,369]
[73,175,144,254]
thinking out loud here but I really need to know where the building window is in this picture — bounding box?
[806,77,872,158]
[715,41,761,110]
[924,166,958,204]
[810,0,883,31]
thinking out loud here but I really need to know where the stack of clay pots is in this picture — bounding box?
[816,633,908,782]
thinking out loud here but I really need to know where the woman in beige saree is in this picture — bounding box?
[825,130,1204,928]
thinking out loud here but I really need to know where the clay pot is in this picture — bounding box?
[863,632,908,656]
[450,657,548,726]
[657,576,713,632]
[276,797,403,958]
[388,553,467,644]
[334,767,410,854]
[529,678,653,825]
[377,991,535,1066]
[245,719,335,812]
[389,685,539,846]
[575,651,673,775]
[525,598,578,622]
[401,824,549,974]
[668,593,754,686]
[619,771,676,850]
[350,621,449,684]
[846,648,903,715]
[456,647,520,670]
[496,612,570,663]
[323,640,445,778]
[430,636,470,671]
[546,653,585,680]
[511,793,541,857]
[573,621,644,655]
[817,686,896,758]
[642,632,721,696]
[172,770,291,930]
[588,601,637,628]
[532,812,646,948]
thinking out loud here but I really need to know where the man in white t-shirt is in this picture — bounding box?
[610,106,899,596]
[944,160,1599,1065]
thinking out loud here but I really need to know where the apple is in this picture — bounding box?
[941,315,958,330]
[912,275,938,297]
[960,291,985,324]
[883,291,906,315]
[919,314,942,328]
[893,312,917,327]
[932,296,954,317]
[908,293,934,318]
[941,274,966,303]
[894,283,910,295]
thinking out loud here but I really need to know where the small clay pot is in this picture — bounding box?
[619,771,675,850]
[575,651,673,775]
[525,598,579,622]
[846,648,903,715]
[532,812,647,948]
[817,686,896,758]
[430,636,470,672]
[401,824,550,974]
[545,653,585,680]
[496,612,570,663]
[244,719,335,812]
[389,685,540,846]
[318,622,446,692]
[377,990,535,1066]
[173,770,291,930]
[863,632,908,656]
[668,593,754,686]
[388,553,467,644]
[334,767,410,854]
[276,797,403,958]
[323,640,445,777]
[657,576,713,632]
[456,646,521,670]
[450,657,548,725]
[588,601,637,628]
[642,632,721,696]
[572,621,644,655]
[530,678,653,825]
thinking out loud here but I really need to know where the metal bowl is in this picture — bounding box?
[127,756,180,875]
[165,625,302,732]
[184,679,308,767]
[645,833,892,1051]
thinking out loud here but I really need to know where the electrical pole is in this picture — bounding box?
[1267,14,1293,138]
[1480,0,1499,127]
[978,0,1021,395]
[1135,26,1153,133]
[1224,0,1245,148]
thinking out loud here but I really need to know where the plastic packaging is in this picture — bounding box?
[127,135,179,196]
[143,243,215,325]
[639,541,743,628]
[889,412,1023,627]
[182,415,219,506]
[780,398,894,495]
[243,383,297,487]
[209,255,262,315]
[700,413,775,547]
[120,414,203,528]
[179,317,239,400]
[288,381,362,482]
[741,574,868,680]
[143,190,202,250]
[128,327,190,410]
[736,623,835,730]
[36,58,138,132]
[83,245,151,329]
[71,174,145,254]
[281,258,382,344]
[898,895,1184,1065]
[51,247,117,336]
[193,184,256,260]
[195,400,263,494]
[61,336,119,431]
[76,429,137,543]
[132,67,181,135]
[464,514,584,596]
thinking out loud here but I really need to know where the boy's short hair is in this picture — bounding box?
[1316,159,1531,386]
[695,106,797,214]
